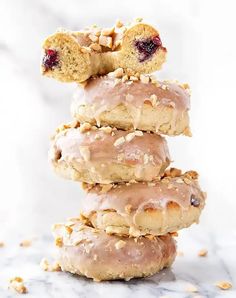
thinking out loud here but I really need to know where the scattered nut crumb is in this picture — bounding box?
[79,146,90,161]
[140,74,150,84]
[100,126,112,134]
[19,240,31,247]
[79,122,91,133]
[114,136,125,147]
[101,27,114,36]
[80,46,92,54]
[186,284,198,293]
[55,237,63,247]
[125,204,133,214]
[115,240,126,249]
[115,20,123,28]
[99,35,112,48]
[100,184,113,193]
[198,249,208,257]
[88,33,98,42]
[9,277,27,294]
[89,43,102,52]
[129,75,138,81]
[125,132,136,142]
[40,258,61,272]
[65,225,73,234]
[183,177,192,185]
[134,130,143,136]
[215,281,232,290]
[135,17,143,23]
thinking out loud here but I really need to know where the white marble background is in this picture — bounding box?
[0,0,236,296]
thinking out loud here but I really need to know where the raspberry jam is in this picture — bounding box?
[42,49,59,71]
[190,195,200,207]
[134,36,162,62]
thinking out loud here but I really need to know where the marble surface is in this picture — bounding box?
[1,226,236,298]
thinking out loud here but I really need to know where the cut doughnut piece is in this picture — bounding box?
[81,170,206,236]
[41,20,166,83]
[49,122,170,184]
[52,219,176,281]
[72,74,191,136]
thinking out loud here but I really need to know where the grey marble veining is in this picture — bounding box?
[1,227,236,298]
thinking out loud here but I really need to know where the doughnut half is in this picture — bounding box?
[81,170,206,236]
[52,219,176,281]
[41,20,166,83]
[72,73,191,136]
[49,122,170,184]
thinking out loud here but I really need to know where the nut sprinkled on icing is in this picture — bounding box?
[79,146,90,161]
[115,19,124,28]
[55,237,63,247]
[140,74,150,84]
[114,136,125,147]
[79,122,92,133]
[115,240,126,249]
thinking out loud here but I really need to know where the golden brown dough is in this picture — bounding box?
[41,20,166,83]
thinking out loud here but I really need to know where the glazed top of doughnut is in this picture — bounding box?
[82,171,206,215]
[73,73,190,114]
[52,220,176,267]
[50,123,170,168]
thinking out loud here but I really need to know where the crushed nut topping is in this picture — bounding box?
[40,258,61,272]
[99,35,112,48]
[183,177,192,185]
[125,204,133,214]
[9,277,27,294]
[198,249,208,257]
[125,132,136,142]
[80,47,92,54]
[79,146,90,161]
[101,27,115,36]
[215,281,232,290]
[89,43,102,52]
[79,122,91,133]
[100,126,113,134]
[55,237,63,247]
[115,240,126,249]
[100,184,113,193]
[114,136,125,147]
[140,74,150,84]
[115,20,124,28]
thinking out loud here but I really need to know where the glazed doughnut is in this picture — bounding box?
[41,20,166,83]
[49,122,170,184]
[81,169,206,236]
[52,219,176,281]
[71,73,191,136]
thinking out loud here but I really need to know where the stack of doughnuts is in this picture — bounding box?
[42,19,206,281]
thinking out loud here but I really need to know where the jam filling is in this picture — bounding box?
[42,49,59,71]
[134,36,162,62]
[190,194,200,207]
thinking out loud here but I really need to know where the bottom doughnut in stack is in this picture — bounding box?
[52,219,176,281]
